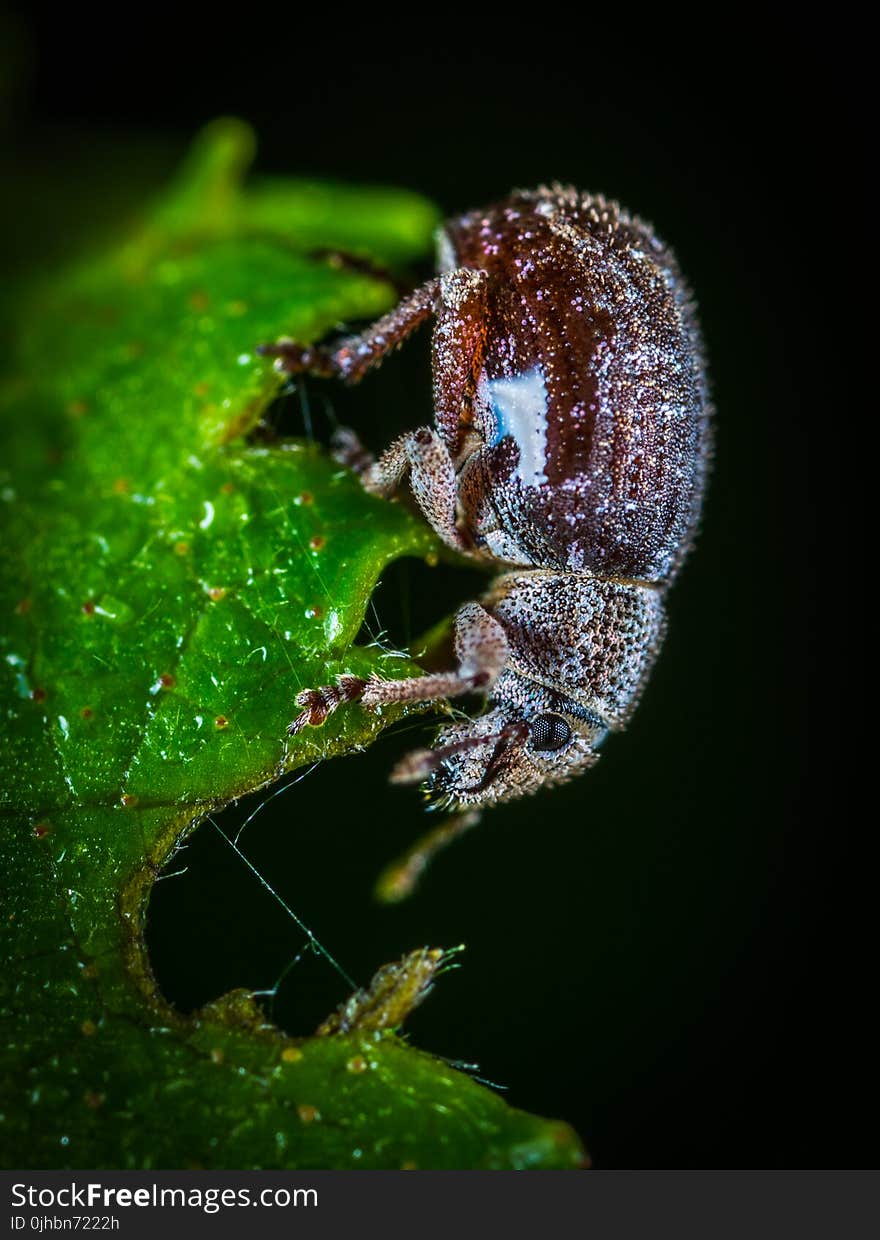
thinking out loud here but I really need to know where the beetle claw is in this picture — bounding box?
[287,676,368,735]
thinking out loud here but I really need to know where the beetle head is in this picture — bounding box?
[390,674,609,808]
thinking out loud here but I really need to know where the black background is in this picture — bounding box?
[2,9,865,1168]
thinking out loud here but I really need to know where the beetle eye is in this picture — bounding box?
[530,713,572,752]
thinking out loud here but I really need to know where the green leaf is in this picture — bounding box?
[0,120,585,1170]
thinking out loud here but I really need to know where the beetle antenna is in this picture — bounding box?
[388,721,527,786]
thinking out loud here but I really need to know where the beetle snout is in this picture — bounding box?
[418,709,599,808]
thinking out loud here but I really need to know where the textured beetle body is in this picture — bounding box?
[261,185,709,823]
[439,189,708,582]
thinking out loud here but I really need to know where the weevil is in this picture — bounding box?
[260,185,710,874]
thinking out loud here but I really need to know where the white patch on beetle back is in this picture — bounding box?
[485,367,550,486]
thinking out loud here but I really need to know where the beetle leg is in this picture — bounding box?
[307,248,409,296]
[374,808,483,903]
[328,269,490,549]
[287,601,508,734]
[431,269,489,436]
[329,426,375,477]
[257,277,442,383]
[360,425,468,552]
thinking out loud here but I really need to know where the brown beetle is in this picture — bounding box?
[260,185,710,875]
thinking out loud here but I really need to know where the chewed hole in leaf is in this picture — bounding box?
[146,723,450,1033]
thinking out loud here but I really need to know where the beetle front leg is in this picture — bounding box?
[288,601,508,735]
[258,277,442,383]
